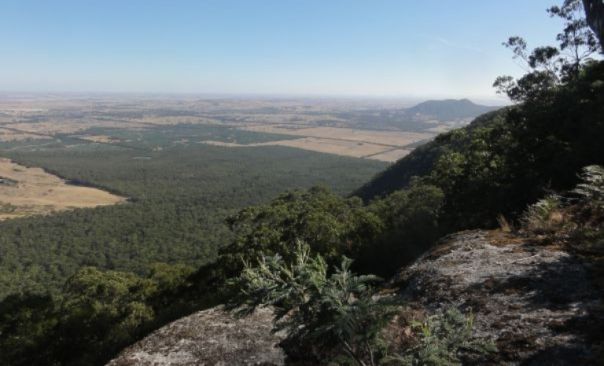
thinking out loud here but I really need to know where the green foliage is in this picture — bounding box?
[53,267,156,364]
[361,182,444,275]
[495,0,600,101]
[358,4,604,232]
[359,59,604,230]
[0,293,58,366]
[520,165,604,248]
[0,263,196,366]
[386,308,496,366]
[186,186,383,303]
[573,165,604,206]
[521,195,564,234]
[222,186,382,271]
[0,133,385,298]
[192,182,443,302]
[229,244,396,366]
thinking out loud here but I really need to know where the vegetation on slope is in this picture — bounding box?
[358,65,603,229]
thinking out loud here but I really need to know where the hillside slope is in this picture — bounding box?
[357,60,603,230]
[354,109,505,202]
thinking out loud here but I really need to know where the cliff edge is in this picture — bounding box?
[108,230,602,365]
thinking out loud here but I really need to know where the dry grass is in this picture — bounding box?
[0,158,125,220]
[0,128,46,142]
[240,125,433,147]
[71,134,120,143]
[201,125,433,162]
[365,148,411,162]
[201,137,410,162]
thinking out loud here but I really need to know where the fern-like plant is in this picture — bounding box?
[521,194,563,234]
[385,308,496,366]
[228,242,396,366]
[573,165,604,207]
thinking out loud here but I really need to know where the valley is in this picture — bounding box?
[0,95,492,297]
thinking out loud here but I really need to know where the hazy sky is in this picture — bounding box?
[0,0,565,100]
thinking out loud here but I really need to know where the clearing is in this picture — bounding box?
[201,126,432,162]
[0,158,125,220]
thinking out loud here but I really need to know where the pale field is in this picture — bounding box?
[137,116,221,125]
[4,121,91,135]
[71,134,120,143]
[202,137,408,162]
[364,148,411,162]
[0,158,125,220]
[239,125,434,147]
[0,128,47,142]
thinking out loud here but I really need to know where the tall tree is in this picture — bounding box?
[494,0,601,102]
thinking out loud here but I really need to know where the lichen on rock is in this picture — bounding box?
[391,230,602,364]
[106,306,285,366]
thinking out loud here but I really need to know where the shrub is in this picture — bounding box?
[229,243,396,366]
[573,165,604,208]
[521,195,564,234]
[386,308,496,366]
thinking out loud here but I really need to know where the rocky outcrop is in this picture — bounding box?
[108,230,602,365]
[106,306,285,366]
[392,230,602,365]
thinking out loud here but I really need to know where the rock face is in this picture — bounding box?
[393,230,602,365]
[106,306,285,366]
[108,230,601,365]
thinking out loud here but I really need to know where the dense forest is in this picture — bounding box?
[0,125,386,297]
[1,0,603,365]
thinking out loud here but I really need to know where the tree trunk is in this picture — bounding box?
[583,0,604,50]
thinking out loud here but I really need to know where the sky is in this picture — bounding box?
[0,0,566,101]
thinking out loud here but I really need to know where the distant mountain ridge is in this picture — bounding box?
[403,98,499,120]
[336,98,501,132]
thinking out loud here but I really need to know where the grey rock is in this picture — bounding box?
[393,230,601,365]
[106,306,285,366]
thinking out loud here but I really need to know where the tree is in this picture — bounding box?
[494,0,601,101]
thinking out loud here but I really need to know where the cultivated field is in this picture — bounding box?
[0,158,125,220]
[0,96,477,163]
[202,137,413,162]
[211,125,431,161]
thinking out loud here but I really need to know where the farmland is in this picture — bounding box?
[0,95,490,297]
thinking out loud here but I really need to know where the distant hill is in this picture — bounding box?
[336,98,500,132]
[403,98,499,120]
